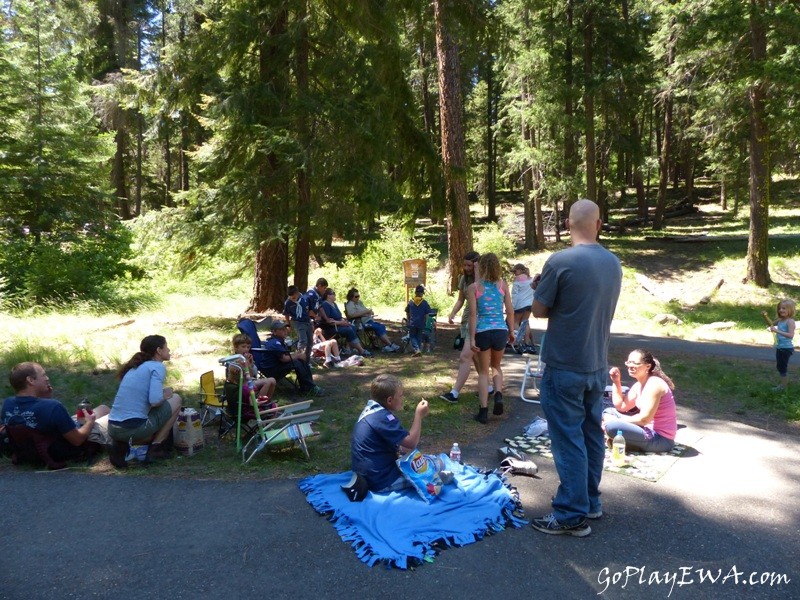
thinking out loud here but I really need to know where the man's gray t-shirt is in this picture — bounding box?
[534,243,622,372]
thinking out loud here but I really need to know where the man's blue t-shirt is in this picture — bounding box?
[351,400,409,491]
[1,396,77,436]
[261,336,290,371]
[284,296,310,323]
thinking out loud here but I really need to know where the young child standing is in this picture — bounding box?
[510,263,536,352]
[227,333,277,400]
[768,299,796,391]
[406,285,433,357]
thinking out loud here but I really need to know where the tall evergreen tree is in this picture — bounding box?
[0,0,120,302]
[667,0,800,285]
[434,0,473,290]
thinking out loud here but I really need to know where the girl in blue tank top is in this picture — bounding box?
[467,253,515,424]
[768,298,796,392]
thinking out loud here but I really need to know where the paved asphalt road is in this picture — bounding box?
[1,334,796,600]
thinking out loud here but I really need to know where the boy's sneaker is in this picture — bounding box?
[474,407,489,424]
[492,391,504,415]
[522,345,538,355]
[382,345,394,352]
[362,350,373,357]
[439,392,458,404]
[531,513,591,537]
[412,349,422,357]
[586,510,603,520]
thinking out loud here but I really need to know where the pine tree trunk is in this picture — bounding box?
[563,0,578,210]
[653,19,675,231]
[583,4,596,203]
[113,126,131,219]
[632,116,647,222]
[486,53,496,222]
[720,177,727,211]
[746,0,771,287]
[294,0,311,293]
[250,5,291,311]
[248,239,289,313]
[111,0,132,219]
[180,115,190,192]
[433,0,472,291]
[418,13,445,224]
[522,100,535,249]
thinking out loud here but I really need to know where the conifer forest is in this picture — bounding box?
[1,1,798,309]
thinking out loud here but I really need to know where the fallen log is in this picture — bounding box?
[695,278,724,305]
[634,273,679,303]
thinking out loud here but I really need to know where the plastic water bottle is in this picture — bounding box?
[612,430,626,467]
[449,443,462,464]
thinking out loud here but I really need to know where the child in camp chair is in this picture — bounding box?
[227,333,277,401]
[350,374,429,492]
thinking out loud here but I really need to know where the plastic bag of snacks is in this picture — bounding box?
[396,449,445,503]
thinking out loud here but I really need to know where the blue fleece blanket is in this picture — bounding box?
[298,456,527,569]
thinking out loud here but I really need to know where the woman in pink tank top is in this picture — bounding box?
[603,349,677,453]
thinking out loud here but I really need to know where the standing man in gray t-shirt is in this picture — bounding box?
[530,199,622,537]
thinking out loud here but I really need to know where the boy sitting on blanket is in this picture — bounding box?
[351,374,429,492]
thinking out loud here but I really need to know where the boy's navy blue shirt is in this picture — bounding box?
[406,297,432,329]
[351,400,408,491]
[284,295,310,323]
[305,288,322,317]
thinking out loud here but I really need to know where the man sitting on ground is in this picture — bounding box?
[1,362,110,466]
[261,320,321,395]
[351,374,429,492]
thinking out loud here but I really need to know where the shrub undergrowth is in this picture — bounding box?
[312,227,441,309]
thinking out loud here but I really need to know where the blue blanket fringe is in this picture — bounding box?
[298,456,527,570]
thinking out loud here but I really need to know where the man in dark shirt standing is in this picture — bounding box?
[530,199,622,537]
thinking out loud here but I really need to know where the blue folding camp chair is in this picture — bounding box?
[235,319,269,371]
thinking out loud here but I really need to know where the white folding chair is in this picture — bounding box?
[520,334,545,404]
